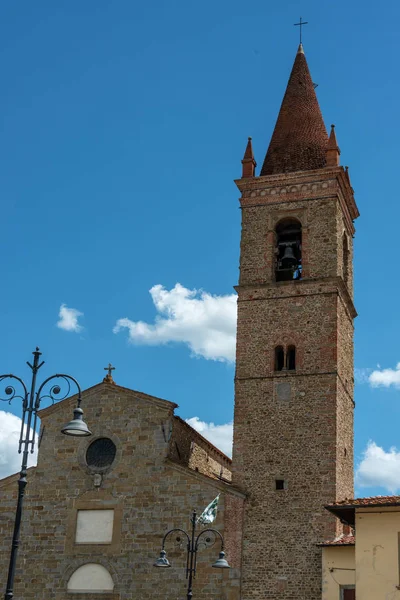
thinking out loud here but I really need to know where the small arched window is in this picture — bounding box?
[343,233,349,287]
[287,346,296,371]
[275,346,285,371]
[275,218,302,282]
[67,563,114,593]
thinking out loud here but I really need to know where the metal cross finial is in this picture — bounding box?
[294,16,308,44]
[104,363,115,377]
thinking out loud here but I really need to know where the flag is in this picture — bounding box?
[197,494,220,525]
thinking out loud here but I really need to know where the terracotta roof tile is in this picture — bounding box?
[328,495,400,508]
[319,534,355,547]
[260,44,328,176]
[325,495,400,528]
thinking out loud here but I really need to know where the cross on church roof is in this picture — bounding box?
[104,363,115,377]
[103,363,116,384]
[294,16,308,44]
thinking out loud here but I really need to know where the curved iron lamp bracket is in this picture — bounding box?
[161,528,191,550]
[195,528,224,551]
[0,375,28,406]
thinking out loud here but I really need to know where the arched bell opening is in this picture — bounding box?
[275,218,302,282]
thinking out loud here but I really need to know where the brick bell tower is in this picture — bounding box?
[232,44,359,599]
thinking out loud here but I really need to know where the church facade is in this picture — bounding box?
[0,379,245,599]
[0,44,359,599]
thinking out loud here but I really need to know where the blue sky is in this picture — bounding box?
[1,0,400,495]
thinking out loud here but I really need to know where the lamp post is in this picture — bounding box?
[154,510,230,600]
[0,348,91,600]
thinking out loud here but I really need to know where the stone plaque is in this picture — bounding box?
[275,382,291,401]
[75,509,114,544]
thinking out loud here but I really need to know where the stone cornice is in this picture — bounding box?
[235,276,357,320]
[235,166,359,235]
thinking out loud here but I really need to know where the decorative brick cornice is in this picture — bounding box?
[236,166,359,235]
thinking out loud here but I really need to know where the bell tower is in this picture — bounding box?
[232,44,359,599]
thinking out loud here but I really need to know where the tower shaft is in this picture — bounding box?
[232,46,359,599]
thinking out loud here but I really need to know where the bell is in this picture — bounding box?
[212,550,230,569]
[154,549,171,568]
[281,245,297,268]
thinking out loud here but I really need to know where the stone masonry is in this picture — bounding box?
[232,45,359,600]
[0,382,244,599]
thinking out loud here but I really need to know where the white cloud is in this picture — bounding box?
[113,284,237,362]
[0,411,37,480]
[57,304,83,333]
[356,441,400,493]
[354,368,372,385]
[369,363,400,388]
[186,417,233,457]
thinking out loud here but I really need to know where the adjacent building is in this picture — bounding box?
[321,495,400,600]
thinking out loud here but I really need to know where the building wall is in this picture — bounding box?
[321,546,355,600]
[355,508,400,599]
[168,416,232,482]
[336,209,354,300]
[232,167,356,599]
[0,382,243,600]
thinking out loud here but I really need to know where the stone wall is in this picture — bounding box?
[168,416,232,482]
[232,165,358,599]
[0,382,244,600]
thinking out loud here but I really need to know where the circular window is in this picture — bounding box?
[86,438,117,470]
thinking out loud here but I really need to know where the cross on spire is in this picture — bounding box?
[103,363,116,384]
[294,16,308,44]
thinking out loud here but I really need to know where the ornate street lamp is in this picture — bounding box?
[154,509,230,600]
[1,348,91,600]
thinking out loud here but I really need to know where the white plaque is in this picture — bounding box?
[75,509,114,544]
[68,563,114,591]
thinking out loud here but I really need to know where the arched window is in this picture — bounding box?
[275,218,302,282]
[287,346,296,371]
[67,563,114,593]
[275,346,285,371]
[343,233,349,287]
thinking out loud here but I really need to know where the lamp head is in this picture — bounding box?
[212,550,230,569]
[61,406,91,437]
[154,549,171,568]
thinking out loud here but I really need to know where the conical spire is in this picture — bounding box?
[260,45,329,176]
[327,124,339,150]
[243,137,255,161]
[241,137,257,178]
[326,124,340,167]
